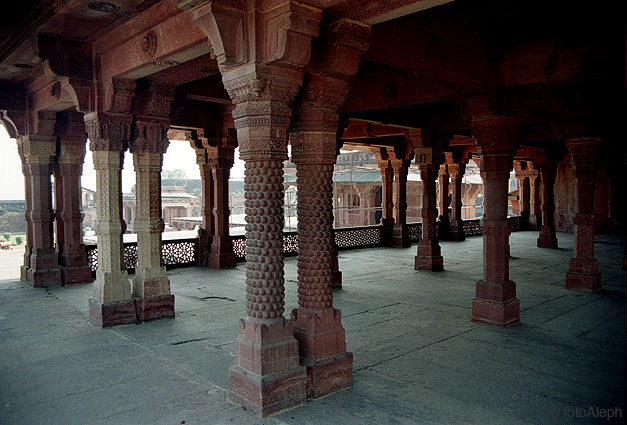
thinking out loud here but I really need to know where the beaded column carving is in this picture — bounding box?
[225,65,307,417]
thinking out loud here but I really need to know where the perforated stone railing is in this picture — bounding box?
[85,238,198,273]
[85,218,522,271]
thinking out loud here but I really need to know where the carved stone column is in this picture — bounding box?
[415,148,444,271]
[130,119,174,321]
[513,161,531,229]
[565,138,602,291]
[85,112,134,327]
[17,138,33,281]
[54,113,92,285]
[392,160,410,247]
[536,160,558,249]
[529,171,541,230]
[209,146,237,268]
[471,118,519,327]
[224,65,307,416]
[437,163,450,239]
[448,163,466,241]
[20,134,61,287]
[193,146,214,267]
[378,158,394,246]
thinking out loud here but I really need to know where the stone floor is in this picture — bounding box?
[1,231,625,425]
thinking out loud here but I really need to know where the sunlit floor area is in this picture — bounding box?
[1,231,625,425]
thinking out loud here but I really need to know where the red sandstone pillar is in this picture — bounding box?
[471,118,519,327]
[448,163,466,241]
[54,113,92,285]
[392,160,410,247]
[224,66,307,416]
[378,158,395,246]
[85,112,134,327]
[537,160,558,249]
[529,172,541,230]
[513,160,531,229]
[130,118,174,321]
[194,146,214,267]
[415,148,444,270]
[17,138,33,281]
[209,146,237,268]
[290,129,352,400]
[565,138,602,291]
[21,134,61,287]
[437,164,450,239]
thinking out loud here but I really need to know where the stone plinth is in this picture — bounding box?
[229,318,306,416]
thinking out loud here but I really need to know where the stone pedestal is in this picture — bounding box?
[415,160,443,271]
[565,138,602,292]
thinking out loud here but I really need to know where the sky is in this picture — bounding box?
[0,124,246,200]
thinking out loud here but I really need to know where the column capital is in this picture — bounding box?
[415,147,445,167]
[129,118,170,154]
[85,112,132,152]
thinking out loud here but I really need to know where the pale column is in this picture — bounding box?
[56,139,92,284]
[565,138,602,291]
[130,120,174,320]
[21,135,61,287]
[85,113,134,327]
[392,161,410,247]
[437,163,450,239]
[415,148,444,271]
[448,163,466,240]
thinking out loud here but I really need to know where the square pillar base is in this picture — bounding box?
[471,298,520,327]
[448,229,465,241]
[415,255,443,271]
[89,298,137,328]
[537,235,558,249]
[207,252,237,269]
[60,265,94,285]
[566,272,601,292]
[136,294,175,322]
[304,352,353,400]
[229,365,306,417]
[24,267,62,288]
